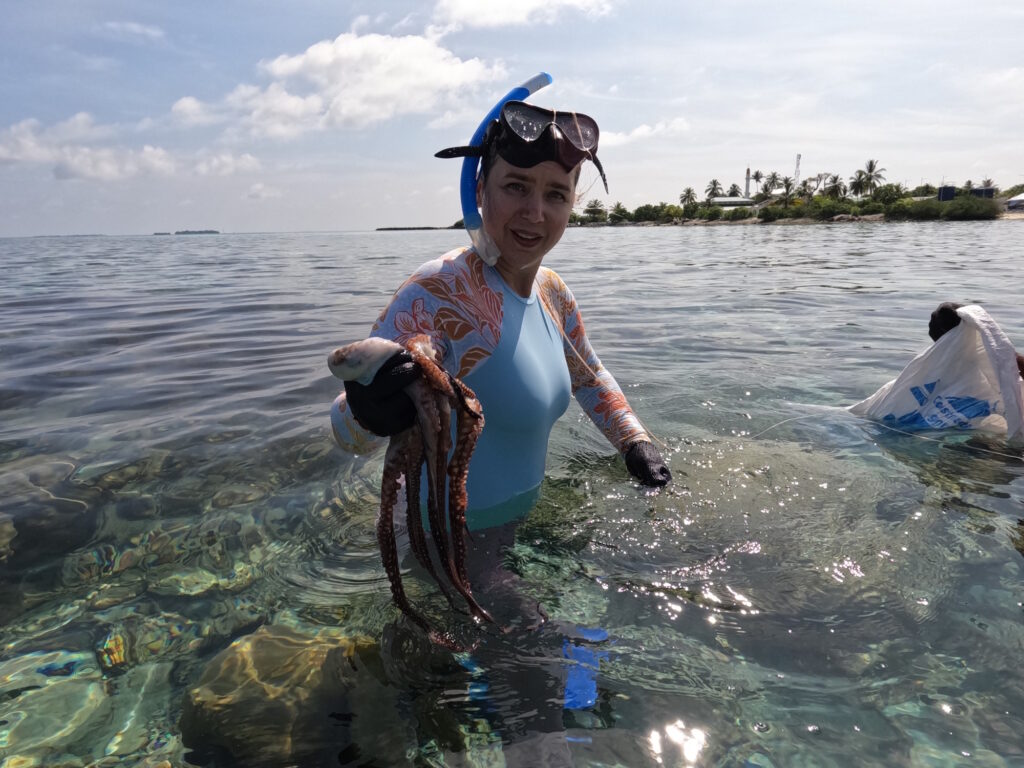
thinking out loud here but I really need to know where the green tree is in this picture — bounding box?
[679,187,697,206]
[705,179,724,200]
[727,183,742,197]
[825,173,848,200]
[632,203,662,222]
[848,170,868,198]
[797,179,814,201]
[862,159,886,194]
[659,203,685,222]
[779,176,795,207]
[608,201,632,223]
[872,183,906,205]
[583,199,608,223]
[752,169,763,193]
[763,171,781,195]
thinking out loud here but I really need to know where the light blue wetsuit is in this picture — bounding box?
[331,246,650,529]
[457,272,571,523]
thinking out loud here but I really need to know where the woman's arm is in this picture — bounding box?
[330,247,497,454]
[536,269,649,451]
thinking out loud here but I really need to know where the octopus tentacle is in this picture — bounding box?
[377,438,433,635]
[448,379,484,587]
[408,353,495,624]
[400,427,458,608]
[328,333,499,645]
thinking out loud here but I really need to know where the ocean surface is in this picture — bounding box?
[1,223,1023,767]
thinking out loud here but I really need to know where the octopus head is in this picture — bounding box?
[328,337,404,384]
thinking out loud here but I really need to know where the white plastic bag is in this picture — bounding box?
[848,305,1024,439]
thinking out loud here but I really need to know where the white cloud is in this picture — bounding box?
[0,113,264,181]
[53,144,175,181]
[226,83,325,138]
[350,15,372,33]
[0,119,53,165]
[432,0,615,29]
[215,32,507,135]
[0,115,160,180]
[172,96,223,127]
[246,182,281,199]
[100,21,165,41]
[195,152,261,176]
[602,117,689,147]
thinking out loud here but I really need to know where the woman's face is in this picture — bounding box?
[478,156,576,292]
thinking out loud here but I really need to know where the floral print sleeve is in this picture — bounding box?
[330,247,506,454]
[536,268,650,452]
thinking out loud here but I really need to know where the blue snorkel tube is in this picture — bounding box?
[461,72,553,266]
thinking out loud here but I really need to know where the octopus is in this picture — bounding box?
[328,334,494,647]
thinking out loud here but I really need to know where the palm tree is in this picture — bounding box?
[824,173,847,200]
[752,170,764,193]
[981,177,995,189]
[862,159,886,194]
[727,183,742,197]
[608,202,632,223]
[797,179,814,200]
[779,176,795,207]
[679,187,697,206]
[763,171,781,196]
[848,170,868,198]
[705,179,723,200]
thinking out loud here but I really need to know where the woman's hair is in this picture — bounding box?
[928,301,964,341]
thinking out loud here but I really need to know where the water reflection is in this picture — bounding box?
[648,718,707,766]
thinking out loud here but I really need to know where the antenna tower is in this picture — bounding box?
[794,154,801,185]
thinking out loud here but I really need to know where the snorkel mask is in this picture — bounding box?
[435,73,608,266]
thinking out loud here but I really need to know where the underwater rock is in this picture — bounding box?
[114,492,159,520]
[0,457,99,567]
[179,624,408,767]
[94,599,266,673]
[0,650,108,762]
[211,483,268,509]
[0,511,14,560]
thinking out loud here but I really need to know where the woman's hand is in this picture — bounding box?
[623,441,671,487]
[343,351,421,436]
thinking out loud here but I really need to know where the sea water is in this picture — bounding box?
[1,223,1022,766]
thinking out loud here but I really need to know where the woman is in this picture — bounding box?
[330,99,670,529]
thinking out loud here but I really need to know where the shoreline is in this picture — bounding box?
[576,211,1023,227]
[376,213,1023,232]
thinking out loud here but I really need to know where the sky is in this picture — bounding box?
[1,0,1022,236]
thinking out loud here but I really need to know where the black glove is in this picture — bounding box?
[343,351,421,436]
[624,441,671,487]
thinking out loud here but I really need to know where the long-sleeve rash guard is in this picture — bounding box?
[331,246,650,525]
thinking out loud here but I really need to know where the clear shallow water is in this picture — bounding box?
[1,224,1023,767]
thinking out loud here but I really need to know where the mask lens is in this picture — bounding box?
[554,113,598,151]
[501,101,600,153]
[503,102,548,141]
